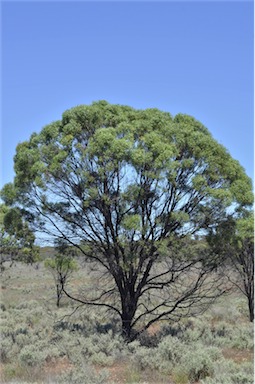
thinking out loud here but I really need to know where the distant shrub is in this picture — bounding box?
[2,361,44,383]
[131,346,155,371]
[89,351,114,366]
[57,363,109,384]
[157,335,185,369]
[15,333,30,348]
[0,337,14,363]
[180,346,215,382]
[201,359,254,384]
[15,300,41,310]
[172,367,189,384]
[230,325,254,350]
[19,345,46,366]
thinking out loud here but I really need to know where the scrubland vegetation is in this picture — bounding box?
[0,261,253,384]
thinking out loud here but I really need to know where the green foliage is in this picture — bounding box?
[44,252,78,307]
[19,344,47,366]
[5,101,253,240]
[180,345,218,382]
[44,254,78,273]
[1,100,254,340]
[58,364,109,384]
[172,368,189,384]
[201,360,254,384]
[207,209,254,322]
[0,203,39,266]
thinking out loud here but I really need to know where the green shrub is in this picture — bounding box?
[131,346,155,371]
[157,335,185,368]
[57,363,109,384]
[79,332,125,363]
[89,351,114,366]
[124,366,141,384]
[201,359,254,384]
[172,367,189,384]
[14,333,30,348]
[19,344,46,366]
[15,299,42,310]
[181,351,214,382]
[2,361,44,383]
[0,337,14,363]
[230,325,254,350]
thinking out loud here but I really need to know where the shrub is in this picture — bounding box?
[230,325,254,350]
[0,337,14,363]
[157,335,185,367]
[201,359,254,384]
[181,351,214,382]
[89,351,114,366]
[57,363,109,384]
[19,345,46,366]
[131,346,155,371]
[172,367,189,384]
[79,332,125,363]
[2,361,44,383]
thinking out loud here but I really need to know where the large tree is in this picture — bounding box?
[2,101,253,339]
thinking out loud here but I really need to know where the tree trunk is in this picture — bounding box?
[121,317,133,341]
[120,287,138,341]
[248,294,254,322]
[56,283,62,308]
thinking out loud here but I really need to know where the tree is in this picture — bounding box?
[207,210,254,322]
[0,203,39,272]
[1,101,253,340]
[44,245,78,307]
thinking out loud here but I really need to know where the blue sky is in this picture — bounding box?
[1,1,254,189]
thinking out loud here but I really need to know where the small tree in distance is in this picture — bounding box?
[45,248,78,308]
[1,101,253,340]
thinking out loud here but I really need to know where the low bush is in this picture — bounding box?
[201,359,254,384]
[0,337,14,363]
[57,362,109,384]
[172,367,189,384]
[19,344,47,366]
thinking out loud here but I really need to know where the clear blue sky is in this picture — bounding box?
[1,1,254,189]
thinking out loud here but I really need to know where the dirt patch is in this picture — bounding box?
[222,348,254,364]
[43,356,73,376]
[147,322,161,336]
[103,362,130,383]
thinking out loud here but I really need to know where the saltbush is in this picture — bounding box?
[180,347,215,382]
[131,346,155,371]
[0,337,14,363]
[201,359,254,384]
[57,363,109,384]
[19,344,47,366]
[156,335,185,372]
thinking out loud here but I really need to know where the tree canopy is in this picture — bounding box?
[208,209,254,322]
[0,203,39,269]
[1,101,253,339]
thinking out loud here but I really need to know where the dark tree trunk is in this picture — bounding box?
[120,286,138,341]
[248,294,254,322]
[121,317,133,341]
[56,283,62,308]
